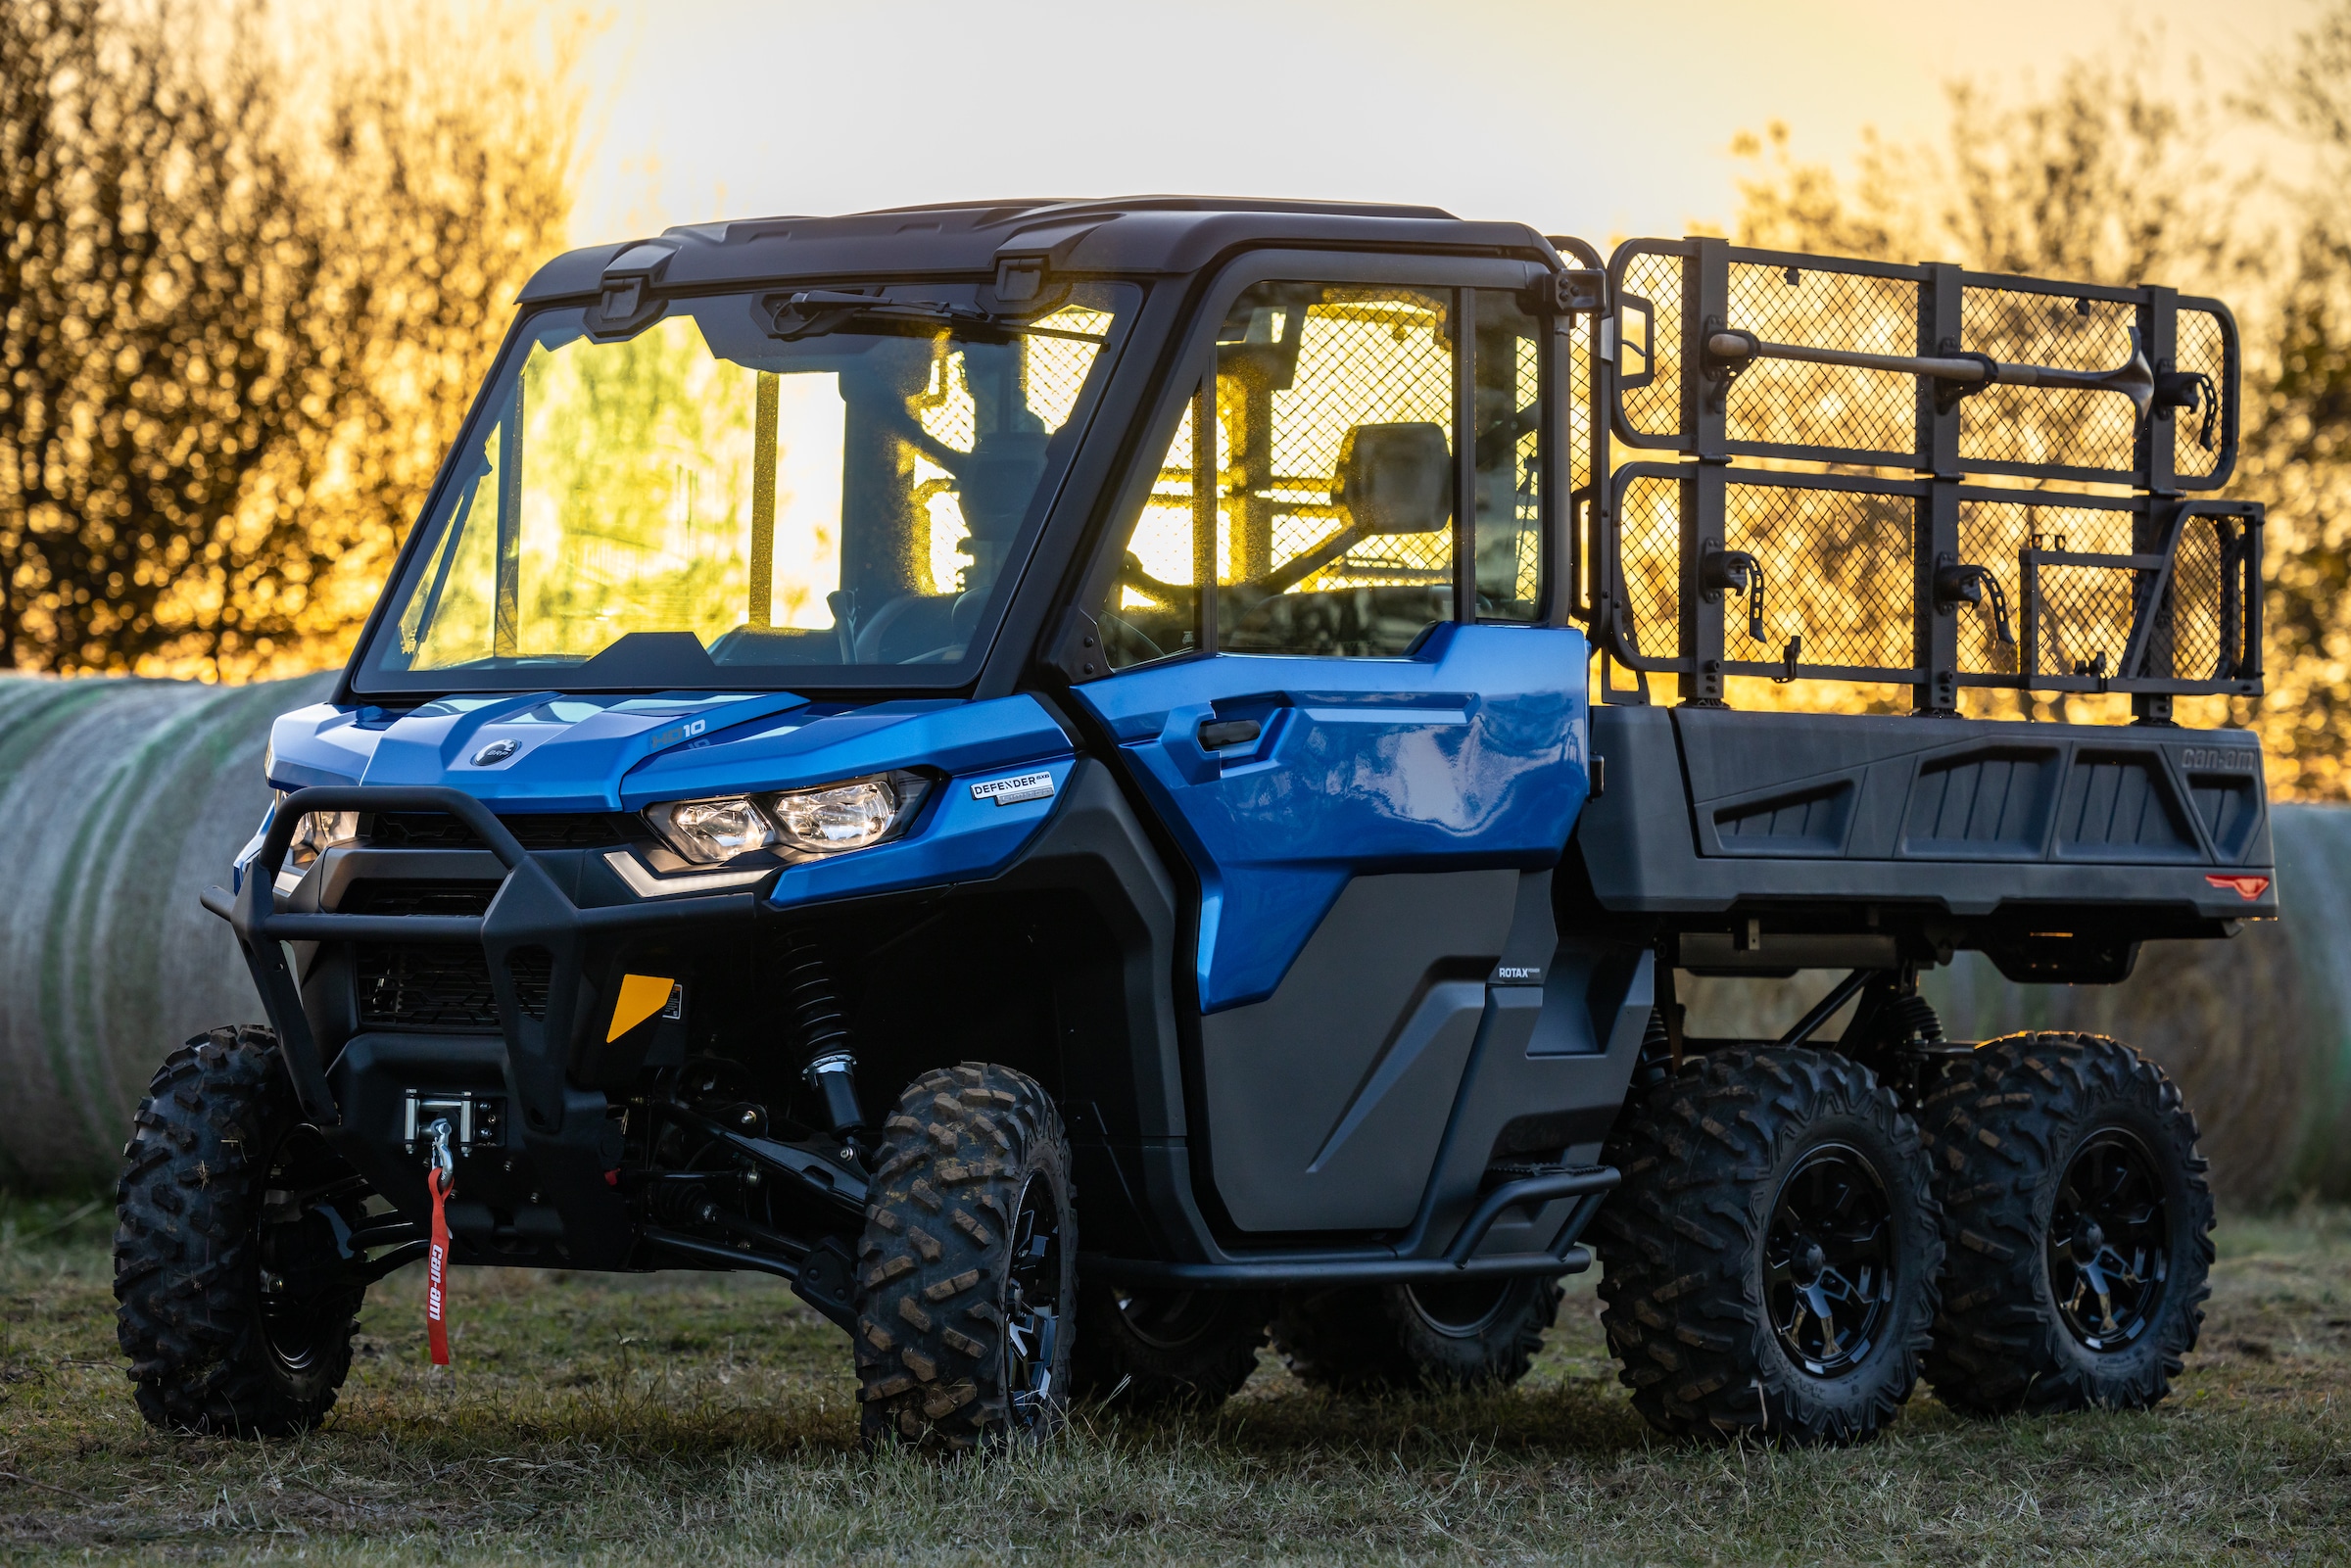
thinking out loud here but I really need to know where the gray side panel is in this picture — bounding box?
[1200,870,1517,1232]
[1420,950,1652,1259]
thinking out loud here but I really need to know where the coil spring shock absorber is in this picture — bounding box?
[1891,989,1945,1047]
[782,932,865,1138]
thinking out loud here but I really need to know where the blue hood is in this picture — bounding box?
[264,689,1073,813]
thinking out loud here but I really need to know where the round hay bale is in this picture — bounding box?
[0,673,335,1190]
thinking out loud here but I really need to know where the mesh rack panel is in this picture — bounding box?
[1724,260,1919,464]
[1602,238,2239,493]
[1590,237,2257,707]
[1604,466,2260,700]
[1720,480,1914,677]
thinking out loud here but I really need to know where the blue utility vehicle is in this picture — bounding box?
[114,200,2272,1449]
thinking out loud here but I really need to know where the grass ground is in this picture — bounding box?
[0,1195,2346,1564]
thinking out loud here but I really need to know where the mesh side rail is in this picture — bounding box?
[1601,465,2262,697]
[1957,492,2261,695]
[1608,466,1923,684]
[1604,239,2240,492]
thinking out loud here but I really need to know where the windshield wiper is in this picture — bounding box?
[767,289,1106,345]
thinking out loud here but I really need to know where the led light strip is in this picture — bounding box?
[602,850,772,899]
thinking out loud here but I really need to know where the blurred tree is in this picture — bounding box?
[0,0,583,679]
[2235,3,2351,799]
[1723,39,2351,792]
[1732,50,2242,291]
[0,0,315,675]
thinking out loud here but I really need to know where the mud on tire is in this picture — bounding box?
[115,1026,369,1437]
[1593,1046,1943,1446]
[1073,1283,1267,1411]
[1270,1277,1561,1392]
[1918,1032,2214,1416]
[854,1063,1075,1451]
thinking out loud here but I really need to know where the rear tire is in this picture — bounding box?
[1073,1283,1267,1410]
[114,1026,369,1437]
[1593,1046,1943,1446]
[1270,1276,1561,1392]
[1918,1032,2214,1415]
[854,1063,1076,1451]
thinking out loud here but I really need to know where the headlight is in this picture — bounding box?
[644,773,928,866]
[646,796,779,864]
[286,809,360,872]
[771,777,900,853]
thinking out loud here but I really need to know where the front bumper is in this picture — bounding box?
[209,785,764,1138]
[207,785,780,1268]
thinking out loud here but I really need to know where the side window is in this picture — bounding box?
[1218,282,1458,655]
[1099,281,1463,667]
[1473,288,1545,621]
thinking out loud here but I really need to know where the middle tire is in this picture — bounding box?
[1593,1046,1943,1446]
[1072,1283,1269,1410]
[1270,1276,1562,1392]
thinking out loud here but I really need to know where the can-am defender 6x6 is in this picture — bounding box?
[115,198,2272,1449]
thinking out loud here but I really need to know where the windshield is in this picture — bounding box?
[353,281,1134,692]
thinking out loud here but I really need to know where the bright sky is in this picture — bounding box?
[573,0,2312,251]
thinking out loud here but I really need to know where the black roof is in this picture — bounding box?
[518,195,1559,304]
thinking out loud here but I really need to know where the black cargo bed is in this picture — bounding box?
[1572,706,2275,980]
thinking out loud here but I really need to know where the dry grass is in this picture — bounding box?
[1,1196,2346,1564]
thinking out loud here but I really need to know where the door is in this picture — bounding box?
[1066,261,1593,1232]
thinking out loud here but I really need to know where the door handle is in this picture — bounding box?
[1197,718,1261,750]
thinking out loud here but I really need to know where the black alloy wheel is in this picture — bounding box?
[1919,1033,2213,1414]
[1110,1288,1227,1353]
[1764,1144,1895,1378]
[1003,1170,1066,1433]
[254,1125,372,1380]
[2049,1130,2170,1352]
[1270,1274,1562,1391]
[1072,1283,1269,1410]
[852,1062,1077,1451]
[116,1026,370,1436]
[1402,1278,1518,1339]
[1593,1046,1943,1445]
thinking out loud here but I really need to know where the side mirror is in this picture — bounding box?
[1332,422,1452,536]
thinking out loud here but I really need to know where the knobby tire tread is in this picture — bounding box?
[1917,1031,2214,1415]
[114,1025,360,1437]
[853,1062,1072,1451]
[1593,1045,1942,1446]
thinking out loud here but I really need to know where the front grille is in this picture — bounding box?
[356,944,500,1030]
[339,879,499,917]
[364,811,638,850]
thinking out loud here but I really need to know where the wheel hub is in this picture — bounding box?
[1004,1172,1065,1431]
[1764,1144,1895,1378]
[2050,1128,2169,1352]
[253,1125,366,1377]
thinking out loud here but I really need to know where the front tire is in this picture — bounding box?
[854,1063,1076,1451]
[1918,1033,2214,1415]
[114,1026,370,1437]
[1270,1276,1561,1392]
[1593,1047,1943,1445]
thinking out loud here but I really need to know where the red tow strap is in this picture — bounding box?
[426,1163,454,1366]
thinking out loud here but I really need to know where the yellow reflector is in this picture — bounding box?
[608,974,675,1042]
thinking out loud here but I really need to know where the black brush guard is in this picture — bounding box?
[201,784,864,1309]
